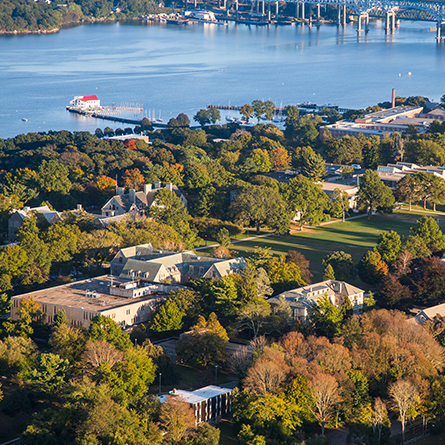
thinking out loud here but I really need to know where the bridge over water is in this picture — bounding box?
[214,0,445,39]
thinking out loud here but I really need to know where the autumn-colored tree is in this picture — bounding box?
[96,175,116,192]
[159,395,196,444]
[285,250,313,284]
[308,372,342,436]
[122,168,145,190]
[243,347,289,396]
[358,250,388,284]
[389,379,419,444]
[82,340,124,370]
[269,146,290,170]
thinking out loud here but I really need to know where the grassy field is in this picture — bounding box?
[226,211,445,283]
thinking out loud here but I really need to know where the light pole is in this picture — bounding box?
[159,372,162,394]
[215,365,218,385]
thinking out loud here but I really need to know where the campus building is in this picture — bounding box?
[8,205,61,241]
[10,275,181,328]
[359,162,445,189]
[323,106,436,138]
[101,181,187,218]
[110,243,246,284]
[267,280,364,322]
[159,385,233,424]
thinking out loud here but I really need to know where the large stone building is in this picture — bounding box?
[110,244,246,284]
[11,275,180,328]
[101,182,187,218]
[8,205,61,241]
[268,280,364,322]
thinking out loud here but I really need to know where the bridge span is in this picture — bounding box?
[213,0,445,40]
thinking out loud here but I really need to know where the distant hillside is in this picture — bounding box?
[0,0,164,34]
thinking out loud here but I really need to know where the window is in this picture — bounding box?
[199,267,204,274]
[189,265,194,273]
[126,309,130,315]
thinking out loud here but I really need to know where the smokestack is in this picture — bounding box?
[392,88,395,108]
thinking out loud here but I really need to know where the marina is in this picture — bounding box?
[2,20,445,138]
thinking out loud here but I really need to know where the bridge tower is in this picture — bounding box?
[437,21,445,41]
[337,4,346,26]
[385,11,396,32]
[357,13,369,33]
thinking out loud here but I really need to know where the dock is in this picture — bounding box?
[66,107,168,127]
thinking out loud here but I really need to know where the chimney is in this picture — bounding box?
[77,204,82,211]
[24,206,31,213]
[143,183,152,194]
[155,181,162,189]
[392,88,395,108]
[117,187,125,196]
[166,182,173,191]
[129,189,136,202]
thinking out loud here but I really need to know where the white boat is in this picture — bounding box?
[22,118,28,122]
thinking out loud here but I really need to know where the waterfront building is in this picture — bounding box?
[267,280,364,322]
[69,95,100,109]
[323,106,437,138]
[101,181,187,218]
[10,275,179,328]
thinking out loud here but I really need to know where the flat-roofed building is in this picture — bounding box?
[323,106,430,139]
[267,280,364,322]
[159,385,233,424]
[10,275,181,328]
[358,161,445,189]
[320,182,359,209]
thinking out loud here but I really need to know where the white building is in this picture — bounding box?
[70,95,101,109]
[159,385,233,424]
[267,280,364,322]
[323,106,429,139]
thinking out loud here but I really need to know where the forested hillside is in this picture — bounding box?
[0,0,164,33]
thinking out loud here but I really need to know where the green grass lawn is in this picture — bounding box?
[228,211,443,283]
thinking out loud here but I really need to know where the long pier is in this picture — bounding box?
[67,107,168,127]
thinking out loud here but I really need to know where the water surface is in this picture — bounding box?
[0,19,444,138]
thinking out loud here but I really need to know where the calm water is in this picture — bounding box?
[1,19,445,138]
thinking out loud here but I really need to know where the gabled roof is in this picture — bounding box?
[418,303,445,321]
[204,257,247,278]
[79,95,99,102]
[15,205,60,222]
[121,259,163,280]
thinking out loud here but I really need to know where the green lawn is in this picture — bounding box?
[228,211,444,283]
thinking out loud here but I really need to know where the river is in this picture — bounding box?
[1,18,445,138]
